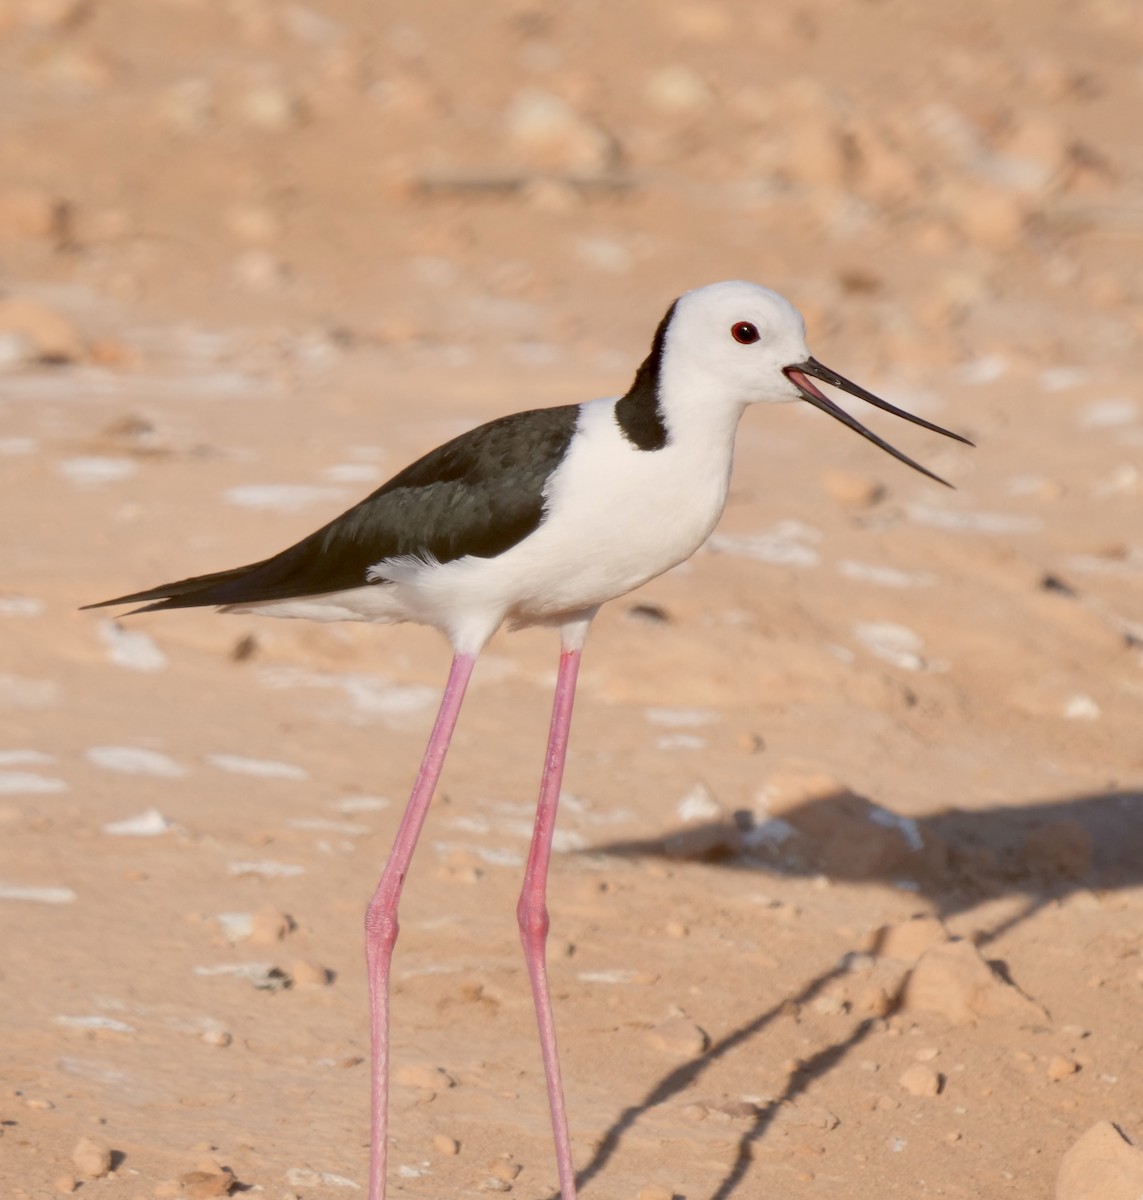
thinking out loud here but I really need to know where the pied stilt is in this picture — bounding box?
[85,279,971,1200]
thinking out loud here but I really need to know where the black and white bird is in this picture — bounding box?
[86,280,971,1200]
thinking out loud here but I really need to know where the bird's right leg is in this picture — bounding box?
[364,652,476,1200]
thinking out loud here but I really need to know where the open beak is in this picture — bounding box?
[783,357,973,487]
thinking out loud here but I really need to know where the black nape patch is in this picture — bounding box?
[614,300,676,451]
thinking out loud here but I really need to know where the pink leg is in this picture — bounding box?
[517,631,588,1200]
[364,652,476,1200]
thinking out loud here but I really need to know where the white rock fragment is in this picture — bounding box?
[0,771,68,795]
[0,883,76,903]
[577,969,637,984]
[853,622,928,671]
[1063,694,1101,721]
[907,504,1045,535]
[223,484,346,513]
[258,666,439,717]
[227,860,306,878]
[207,754,308,780]
[676,782,724,823]
[97,620,168,673]
[1039,367,1091,391]
[335,795,390,813]
[645,707,718,729]
[1078,399,1138,430]
[283,1167,361,1189]
[56,1015,136,1033]
[215,912,255,943]
[0,594,44,616]
[85,745,187,777]
[286,817,369,835]
[102,808,174,837]
[0,674,60,708]
[708,521,821,567]
[0,750,54,766]
[838,560,935,589]
[57,457,138,487]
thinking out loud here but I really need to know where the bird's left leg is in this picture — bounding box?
[517,610,595,1200]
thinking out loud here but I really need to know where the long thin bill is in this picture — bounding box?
[783,359,972,487]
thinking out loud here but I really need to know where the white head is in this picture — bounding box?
[664,280,813,407]
[649,280,970,484]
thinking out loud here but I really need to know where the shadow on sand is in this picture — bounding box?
[562,786,1142,1200]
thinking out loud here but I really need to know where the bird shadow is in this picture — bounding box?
[563,785,1143,1199]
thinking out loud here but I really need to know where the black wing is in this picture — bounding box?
[84,404,581,614]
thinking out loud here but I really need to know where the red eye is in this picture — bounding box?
[731,321,760,344]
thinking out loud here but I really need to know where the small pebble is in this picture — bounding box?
[1048,1055,1080,1082]
[488,1155,521,1183]
[432,1134,459,1156]
[646,1014,709,1057]
[290,959,331,987]
[899,1064,942,1097]
[54,1175,77,1194]
[202,1029,233,1048]
[395,1064,456,1091]
[179,1167,235,1198]
[478,1179,511,1193]
[823,469,886,508]
[249,905,293,945]
[73,1136,113,1179]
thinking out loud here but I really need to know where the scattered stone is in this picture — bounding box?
[53,1175,77,1194]
[236,82,308,131]
[250,905,294,944]
[644,66,714,114]
[395,1063,456,1091]
[432,1134,459,1156]
[822,469,886,508]
[478,1179,511,1193]
[232,249,290,292]
[179,1166,236,1198]
[488,1155,522,1183]
[0,329,38,372]
[899,1064,942,1097]
[947,184,1027,250]
[1056,1121,1143,1200]
[225,203,281,244]
[290,959,331,987]
[0,297,84,362]
[201,1028,232,1048]
[0,187,71,244]
[647,1014,709,1057]
[504,87,620,177]
[901,939,1050,1026]
[72,1137,113,1179]
[1048,1055,1080,1082]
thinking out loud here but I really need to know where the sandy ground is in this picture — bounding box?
[3,2,1143,1198]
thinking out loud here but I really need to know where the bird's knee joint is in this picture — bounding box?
[517,901,550,944]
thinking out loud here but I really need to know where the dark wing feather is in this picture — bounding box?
[84,405,581,613]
